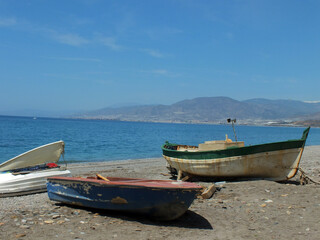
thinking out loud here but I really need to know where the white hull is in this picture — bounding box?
[0,141,65,171]
[0,168,71,197]
[163,148,304,181]
[0,140,70,197]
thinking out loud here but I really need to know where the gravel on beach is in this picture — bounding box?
[1,146,319,240]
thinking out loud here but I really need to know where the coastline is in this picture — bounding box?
[2,114,319,128]
[1,146,319,239]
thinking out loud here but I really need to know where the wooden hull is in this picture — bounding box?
[164,148,303,181]
[162,127,310,181]
[0,168,71,197]
[46,176,202,221]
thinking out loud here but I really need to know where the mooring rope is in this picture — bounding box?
[298,168,320,185]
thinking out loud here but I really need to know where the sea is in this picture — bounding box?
[0,115,319,164]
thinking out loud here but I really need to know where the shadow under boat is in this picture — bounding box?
[54,202,213,230]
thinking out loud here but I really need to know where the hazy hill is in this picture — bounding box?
[74,97,320,123]
[243,99,320,118]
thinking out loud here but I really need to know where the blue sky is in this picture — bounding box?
[0,0,319,115]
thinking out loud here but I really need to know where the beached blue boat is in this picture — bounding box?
[46,175,202,220]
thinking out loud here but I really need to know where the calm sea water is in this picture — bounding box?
[0,116,319,164]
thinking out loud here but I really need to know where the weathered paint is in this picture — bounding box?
[164,148,303,181]
[46,176,202,221]
[111,196,128,204]
[162,127,310,181]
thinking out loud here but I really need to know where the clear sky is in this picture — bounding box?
[0,0,319,115]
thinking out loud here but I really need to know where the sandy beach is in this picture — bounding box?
[1,146,319,240]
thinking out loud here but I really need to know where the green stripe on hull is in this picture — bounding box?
[161,127,310,160]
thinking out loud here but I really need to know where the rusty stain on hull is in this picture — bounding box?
[71,201,84,207]
[111,196,128,204]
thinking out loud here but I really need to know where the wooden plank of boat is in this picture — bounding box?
[162,127,310,181]
[0,141,65,172]
[46,176,202,221]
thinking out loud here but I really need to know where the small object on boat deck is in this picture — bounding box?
[177,170,183,180]
[96,173,110,181]
[227,118,238,142]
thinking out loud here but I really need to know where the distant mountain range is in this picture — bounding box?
[73,97,320,125]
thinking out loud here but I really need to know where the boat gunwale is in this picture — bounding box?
[47,177,202,190]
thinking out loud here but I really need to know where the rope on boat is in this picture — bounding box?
[298,168,320,185]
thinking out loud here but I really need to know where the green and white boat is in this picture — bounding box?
[161,127,310,181]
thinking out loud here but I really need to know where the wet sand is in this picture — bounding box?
[1,146,319,240]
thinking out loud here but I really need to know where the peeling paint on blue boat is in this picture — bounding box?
[46,177,202,221]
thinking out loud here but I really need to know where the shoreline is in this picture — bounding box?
[66,157,166,178]
[2,114,319,128]
[64,156,163,166]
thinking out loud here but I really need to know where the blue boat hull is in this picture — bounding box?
[46,177,201,220]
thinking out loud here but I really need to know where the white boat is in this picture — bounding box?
[0,141,71,197]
